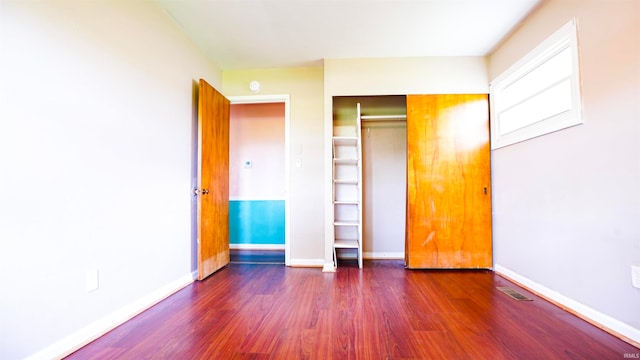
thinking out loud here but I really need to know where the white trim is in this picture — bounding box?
[495,264,640,345]
[290,258,325,268]
[228,94,291,267]
[490,19,583,149]
[26,274,194,360]
[230,243,285,250]
[363,252,404,259]
[228,94,290,104]
[324,92,335,270]
[322,262,337,272]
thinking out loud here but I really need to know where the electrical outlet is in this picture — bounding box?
[632,265,640,289]
[85,268,99,293]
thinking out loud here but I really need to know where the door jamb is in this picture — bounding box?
[227,94,291,266]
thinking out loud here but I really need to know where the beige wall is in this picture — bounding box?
[223,67,325,265]
[325,56,489,96]
[488,0,640,342]
[0,0,222,358]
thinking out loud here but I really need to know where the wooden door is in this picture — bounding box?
[405,94,492,269]
[197,79,230,280]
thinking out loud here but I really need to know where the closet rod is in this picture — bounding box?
[360,114,407,122]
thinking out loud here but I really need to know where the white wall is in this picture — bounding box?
[323,56,489,268]
[488,0,640,343]
[0,1,221,358]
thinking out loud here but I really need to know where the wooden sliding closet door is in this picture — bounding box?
[197,79,230,280]
[405,94,492,269]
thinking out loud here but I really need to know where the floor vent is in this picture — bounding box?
[497,287,533,301]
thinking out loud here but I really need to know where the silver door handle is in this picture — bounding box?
[194,188,209,196]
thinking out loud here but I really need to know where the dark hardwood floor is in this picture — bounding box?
[67,260,638,359]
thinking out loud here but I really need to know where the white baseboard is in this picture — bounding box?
[322,262,337,272]
[495,264,640,347]
[26,274,195,360]
[289,258,324,268]
[230,244,285,250]
[363,252,404,259]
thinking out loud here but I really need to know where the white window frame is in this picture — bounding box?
[490,19,583,149]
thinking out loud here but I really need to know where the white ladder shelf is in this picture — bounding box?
[332,103,363,268]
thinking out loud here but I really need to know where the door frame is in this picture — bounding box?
[227,94,291,266]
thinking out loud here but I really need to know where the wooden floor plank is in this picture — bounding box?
[66,261,639,359]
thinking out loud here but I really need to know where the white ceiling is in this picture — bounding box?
[155,0,541,70]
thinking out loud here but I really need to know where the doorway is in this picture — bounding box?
[228,95,291,265]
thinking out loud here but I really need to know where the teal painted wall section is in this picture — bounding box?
[229,200,285,245]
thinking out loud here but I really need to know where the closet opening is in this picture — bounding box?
[332,95,407,265]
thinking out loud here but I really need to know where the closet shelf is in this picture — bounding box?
[334,200,359,205]
[333,136,358,145]
[334,221,360,226]
[360,114,407,122]
[334,239,360,248]
[334,179,358,184]
[333,158,358,165]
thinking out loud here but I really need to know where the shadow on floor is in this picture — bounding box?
[230,249,285,264]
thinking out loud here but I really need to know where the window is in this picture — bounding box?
[490,19,582,149]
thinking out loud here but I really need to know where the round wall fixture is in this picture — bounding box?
[249,80,261,93]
